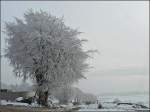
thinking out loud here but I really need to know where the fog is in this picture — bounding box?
[1,1,149,95]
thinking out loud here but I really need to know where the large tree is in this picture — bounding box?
[4,10,93,106]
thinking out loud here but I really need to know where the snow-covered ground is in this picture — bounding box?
[99,93,149,107]
[79,93,149,112]
[1,100,29,106]
[78,109,135,112]
[79,103,150,112]
[0,93,149,112]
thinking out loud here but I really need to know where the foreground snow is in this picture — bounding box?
[78,109,134,112]
[78,108,150,112]
[1,95,149,112]
[78,99,150,112]
[99,93,149,108]
[1,100,29,106]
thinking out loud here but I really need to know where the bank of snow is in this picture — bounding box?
[1,100,29,106]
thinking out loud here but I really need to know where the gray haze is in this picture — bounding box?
[1,1,149,95]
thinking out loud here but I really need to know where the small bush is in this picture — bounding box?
[85,101,92,105]
[73,102,80,105]
[98,103,103,109]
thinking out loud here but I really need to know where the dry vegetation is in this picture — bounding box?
[0,105,74,112]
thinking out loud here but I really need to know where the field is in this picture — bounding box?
[0,105,75,112]
[1,106,150,112]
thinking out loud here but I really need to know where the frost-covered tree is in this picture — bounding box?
[4,10,93,106]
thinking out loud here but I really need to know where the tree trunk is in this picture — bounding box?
[38,90,49,106]
[35,69,49,106]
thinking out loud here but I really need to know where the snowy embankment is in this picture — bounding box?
[1,100,29,106]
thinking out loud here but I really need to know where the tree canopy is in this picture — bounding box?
[4,10,93,93]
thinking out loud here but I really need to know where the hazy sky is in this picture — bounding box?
[1,1,149,95]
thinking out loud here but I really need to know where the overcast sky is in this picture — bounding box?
[1,1,149,95]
